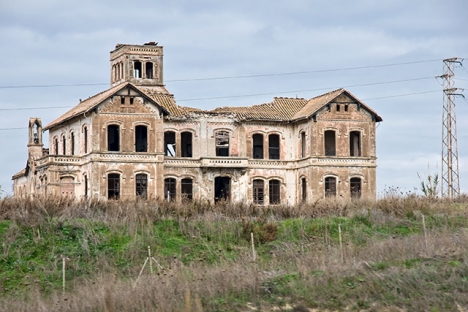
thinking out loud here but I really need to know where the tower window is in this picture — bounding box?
[134,61,142,78]
[146,62,153,79]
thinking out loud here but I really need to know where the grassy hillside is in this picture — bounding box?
[0,194,467,311]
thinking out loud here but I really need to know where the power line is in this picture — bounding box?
[0,59,442,89]
[0,89,443,131]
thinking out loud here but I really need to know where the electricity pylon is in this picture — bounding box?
[440,57,464,198]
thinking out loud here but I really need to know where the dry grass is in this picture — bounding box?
[0,194,468,311]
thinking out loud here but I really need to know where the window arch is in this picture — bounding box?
[350,177,362,198]
[83,126,88,154]
[53,137,59,155]
[136,173,148,199]
[324,176,337,197]
[135,125,148,152]
[350,131,361,157]
[324,130,336,156]
[301,177,307,202]
[108,173,120,199]
[70,132,75,155]
[268,134,280,159]
[269,179,281,204]
[252,133,264,159]
[108,124,120,151]
[301,131,306,158]
[253,179,264,204]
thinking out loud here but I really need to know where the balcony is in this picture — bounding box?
[200,157,249,168]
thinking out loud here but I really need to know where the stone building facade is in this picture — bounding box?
[12,42,382,205]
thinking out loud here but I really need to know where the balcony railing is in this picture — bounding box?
[200,157,249,168]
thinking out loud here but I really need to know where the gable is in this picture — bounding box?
[98,86,165,115]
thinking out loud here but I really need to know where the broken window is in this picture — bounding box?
[164,131,176,157]
[84,127,88,153]
[164,178,176,201]
[253,179,264,205]
[350,178,362,198]
[325,177,337,197]
[301,177,307,202]
[324,130,336,156]
[71,132,75,155]
[301,132,306,158]
[146,62,153,79]
[135,125,148,152]
[252,134,264,159]
[181,178,193,201]
[108,125,120,152]
[215,131,229,156]
[269,179,281,204]
[268,134,280,160]
[108,173,120,199]
[215,176,230,203]
[136,173,148,199]
[134,61,142,78]
[350,131,361,157]
[62,135,66,155]
[54,137,59,155]
[181,132,193,157]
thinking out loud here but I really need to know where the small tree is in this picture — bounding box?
[417,170,439,199]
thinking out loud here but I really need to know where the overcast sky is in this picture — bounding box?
[1,0,467,197]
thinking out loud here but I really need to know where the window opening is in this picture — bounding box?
[350,131,361,157]
[253,179,264,205]
[136,173,148,199]
[130,97,134,105]
[135,125,148,152]
[214,177,230,203]
[164,131,176,156]
[71,133,75,155]
[108,125,120,151]
[350,178,362,198]
[181,178,193,201]
[164,178,176,201]
[145,62,153,79]
[252,134,264,159]
[345,104,349,112]
[215,131,230,156]
[269,180,281,204]
[301,178,307,202]
[337,104,341,112]
[301,132,306,158]
[134,61,142,78]
[324,130,336,156]
[54,137,58,155]
[62,136,66,155]
[325,177,337,197]
[181,132,193,157]
[108,173,120,199]
[268,134,280,159]
[121,96,125,105]
[84,127,88,153]
[84,175,88,198]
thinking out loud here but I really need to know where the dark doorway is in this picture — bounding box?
[214,177,231,203]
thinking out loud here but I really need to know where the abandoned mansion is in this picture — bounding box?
[12,42,383,204]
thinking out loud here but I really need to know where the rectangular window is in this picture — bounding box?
[269,180,281,204]
[181,132,193,157]
[62,137,66,155]
[301,178,307,202]
[84,127,88,153]
[301,132,306,158]
[71,133,75,155]
[146,62,153,79]
[181,178,193,201]
[253,179,264,205]
[269,134,280,159]
[164,178,176,201]
[134,61,142,78]
[350,131,361,157]
[325,177,337,197]
[252,134,264,159]
[136,174,148,199]
[108,125,120,152]
[324,130,336,156]
[108,173,120,199]
[216,131,229,156]
[350,178,362,198]
[135,125,148,152]
[164,131,176,157]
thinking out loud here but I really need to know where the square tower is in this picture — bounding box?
[110,42,164,87]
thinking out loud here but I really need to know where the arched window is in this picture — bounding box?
[269,179,281,204]
[145,62,153,79]
[164,131,176,156]
[181,178,193,201]
[70,132,75,155]
[62,135,66,155]
[54,137,59,155]
[108,173,120,199]
[350,177,362,198]
[136,173,148,199]
[324,130,336,156]
[83,126,88,153]
[350,131,361,157]
[252,134,264,159]
[84,175,88,198]
[325,177,337,197]
[164,178,176,201]
[181,132,192,157]
[253,179,264,204]
[135,125,148,152]
[301,177,307,202]
[215,131,230,156]
[134,61,142,78]
[268,134,280,159]
[108,125,120,151]
[301,132,306,158]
